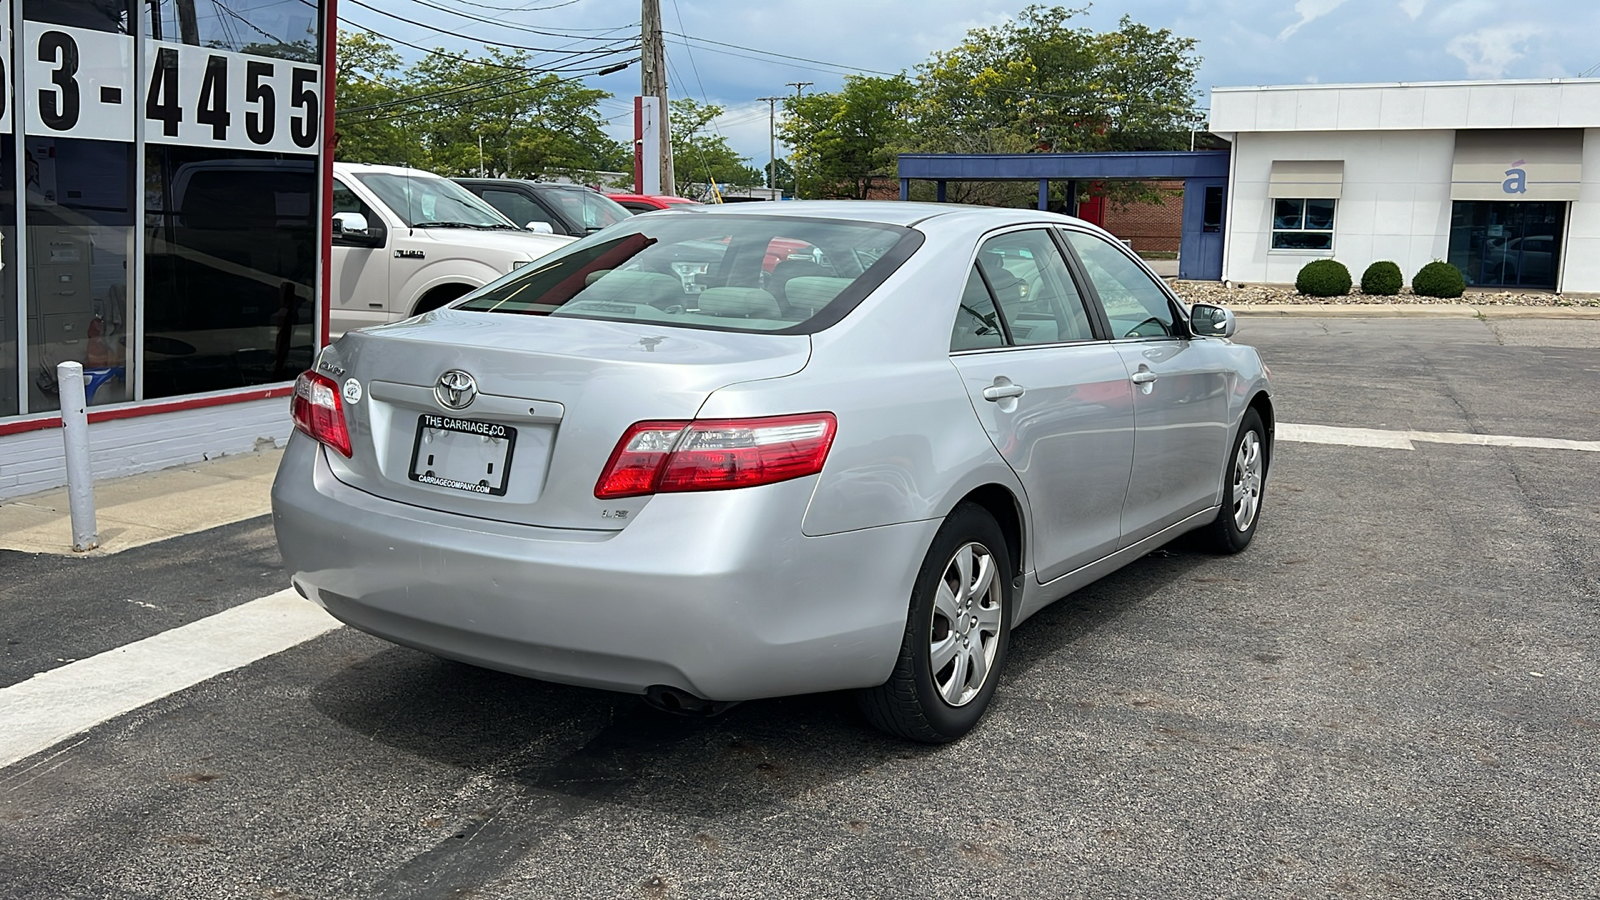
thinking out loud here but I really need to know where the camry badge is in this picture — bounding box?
[434,370,477,410]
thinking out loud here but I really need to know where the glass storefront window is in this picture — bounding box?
[0,138,16,417]
[145,0,319,61]
[1447,201,1565,289]
[7,0,322,419]
[143,147,315,397]
[22,0,138,412]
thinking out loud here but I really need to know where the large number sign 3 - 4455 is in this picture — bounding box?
[17,20,321,155]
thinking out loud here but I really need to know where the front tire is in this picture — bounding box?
[1196,409,1267,554]
[859,503,1013,743]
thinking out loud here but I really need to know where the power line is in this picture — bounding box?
[339,0,632,52]
[350,62,637,125]
[663,31,898,77]
[381,0,634,41]
[334,10,637,72]
[420,0,585,13]
[337,52,634,116]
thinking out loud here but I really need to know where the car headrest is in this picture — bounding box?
[580,270,682,306]
[698,287,780,319]
[783,276,852,314]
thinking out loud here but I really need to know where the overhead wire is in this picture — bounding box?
[379,0,635,41]
[350,63,638,125]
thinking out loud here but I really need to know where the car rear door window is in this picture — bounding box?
[1062,230,1179,339]
[972,230,1095,346]
[951,267,1006,351]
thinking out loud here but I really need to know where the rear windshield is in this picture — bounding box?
[455,214,920,334]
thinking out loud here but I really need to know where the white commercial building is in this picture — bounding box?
[1210,79,1600,294]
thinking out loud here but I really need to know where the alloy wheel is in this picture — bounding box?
[1232,430,1264,531]
[928,542,1004,707]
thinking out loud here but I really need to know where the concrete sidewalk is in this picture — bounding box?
[0,449,282,556]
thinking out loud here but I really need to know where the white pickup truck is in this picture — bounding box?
[330,162,575,337]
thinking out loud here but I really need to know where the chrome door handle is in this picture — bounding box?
[1130,371,1158,385]
[982,383,1026,401]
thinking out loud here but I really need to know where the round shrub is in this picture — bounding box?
[1295,259,1352,297]
[1360,260,1403,296]
[1412,261,1466,299]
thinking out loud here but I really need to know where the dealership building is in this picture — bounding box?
[1209,78,1600,294]
[0,0,333,499]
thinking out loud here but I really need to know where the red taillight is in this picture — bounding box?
[594,413,836,499]
[291,370,352,458]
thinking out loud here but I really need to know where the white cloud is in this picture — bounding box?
[1400,0,1427,19]
[1278,0,1350,39]
[1446,23,1544,77]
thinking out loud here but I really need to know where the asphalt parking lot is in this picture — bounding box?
[2,316,1597,899]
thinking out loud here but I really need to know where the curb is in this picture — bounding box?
[1232,304,1600,319]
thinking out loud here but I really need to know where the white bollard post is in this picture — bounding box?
[56,361,98,552]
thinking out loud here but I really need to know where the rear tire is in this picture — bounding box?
[859,503,1013,743]
[1195,409,1266,554]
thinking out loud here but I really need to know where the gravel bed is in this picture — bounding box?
[1170,281,1600,307]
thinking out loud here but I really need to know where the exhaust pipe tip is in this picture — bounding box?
[643,685,738,718]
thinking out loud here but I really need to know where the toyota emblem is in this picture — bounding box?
[434,370,478,410]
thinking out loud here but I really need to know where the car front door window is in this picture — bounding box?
[1063,230,1179,339]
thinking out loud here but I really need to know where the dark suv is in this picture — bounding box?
[453,179,632,237]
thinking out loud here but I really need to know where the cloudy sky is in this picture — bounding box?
[348,0,1600,167]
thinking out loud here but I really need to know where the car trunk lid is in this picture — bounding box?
[322,307,811,530]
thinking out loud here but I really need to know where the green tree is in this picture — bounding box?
[669,98,763,197]
[779,74,915,199]
[406,48,626,179]
[332,33,627,178]
[332,31,417,166]
[912,6,1204,154]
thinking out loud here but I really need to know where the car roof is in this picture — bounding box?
[667,200,1082,229]
[334,162,449,178]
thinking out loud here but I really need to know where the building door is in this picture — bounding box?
[1448,201,1565,290]
[1179,179,1226,280]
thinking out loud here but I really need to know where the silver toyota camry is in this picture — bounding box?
[273,201,1273,742]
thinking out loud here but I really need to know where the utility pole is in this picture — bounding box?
[757,96,781,192]
[786,81,812,100]
[641,0,675,194]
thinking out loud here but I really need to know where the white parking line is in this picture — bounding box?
[1279,423,1600,452]
[0,590,340,770]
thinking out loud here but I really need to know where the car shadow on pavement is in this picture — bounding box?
[1002,546,1212,680]
[309,642,926,822]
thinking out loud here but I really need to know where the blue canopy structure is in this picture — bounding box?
[898,151,1231,280]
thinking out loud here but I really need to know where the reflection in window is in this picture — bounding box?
[144,0,321,60]
[355,173,516,230]
[975,230,1094,345]
[25,137,136,412]
[1271,198,1336,250]
[24,0,134,32]
[0,138,15,416]
[951,267,1005,351]
[1063,230,1178,338]
[144,147,316,398]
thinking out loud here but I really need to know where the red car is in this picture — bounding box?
[606,194,701,214]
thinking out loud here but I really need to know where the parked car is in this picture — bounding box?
[453,178,633,237]
[329,163,575,337]
[606,193,701,214]
[1481,233,1556,285]
[275,202,1273,742]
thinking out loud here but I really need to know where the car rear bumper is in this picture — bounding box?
[271,435,934,701]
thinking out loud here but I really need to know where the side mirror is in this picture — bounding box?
[1189,303,1237,339]
[333,211,369,235]
[525,221,555,234]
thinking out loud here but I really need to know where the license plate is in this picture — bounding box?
[409,414,517,496]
